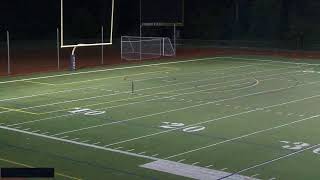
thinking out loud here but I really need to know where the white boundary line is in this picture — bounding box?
[0,125,159,161]
[0,56,316,85]
[0,57,219,84]
[0,112,319,174]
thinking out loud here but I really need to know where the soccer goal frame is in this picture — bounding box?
[121,36,176,61]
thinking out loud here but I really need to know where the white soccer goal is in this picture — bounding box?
[121,36,176,60]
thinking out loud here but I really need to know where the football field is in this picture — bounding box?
[0,56,320,179]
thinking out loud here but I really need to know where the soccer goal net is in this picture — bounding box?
[121,36,175,60]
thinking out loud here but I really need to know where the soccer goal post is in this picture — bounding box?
[121,36,176,60]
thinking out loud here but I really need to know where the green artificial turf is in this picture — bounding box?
[0,56,320,180]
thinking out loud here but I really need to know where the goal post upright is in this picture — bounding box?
[60,0,115,70]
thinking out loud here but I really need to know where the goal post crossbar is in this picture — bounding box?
[60,0,115,48]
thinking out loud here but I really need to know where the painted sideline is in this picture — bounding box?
[0,125,159,161]
[0,57,218,84]
[0,55,317,84]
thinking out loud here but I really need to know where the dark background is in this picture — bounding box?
[1,0,319,41]
[1,0,320,75]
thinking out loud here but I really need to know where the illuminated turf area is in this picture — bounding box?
[0,56,320,179]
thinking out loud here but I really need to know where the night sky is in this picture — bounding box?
[1,0,320,42]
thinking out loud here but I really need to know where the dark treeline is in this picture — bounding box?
[183,0,320,42]
[1,0,320,42]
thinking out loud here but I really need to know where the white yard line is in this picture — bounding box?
[1,65,297,114]
[7,68,300,127]
[218,144,320,180]
[94,87,320,148]
[0,56,307,106]
[165,115,320,159]
[9,75,257,114]
[0,61,264,103]
[52,76,310,137]
[0,117,319,175]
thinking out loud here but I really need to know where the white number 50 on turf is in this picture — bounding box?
[160,122,205,133]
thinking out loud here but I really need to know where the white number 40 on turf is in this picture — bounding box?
[69,108,105,116]
[160,122,205,133]
[280,141,320,155]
